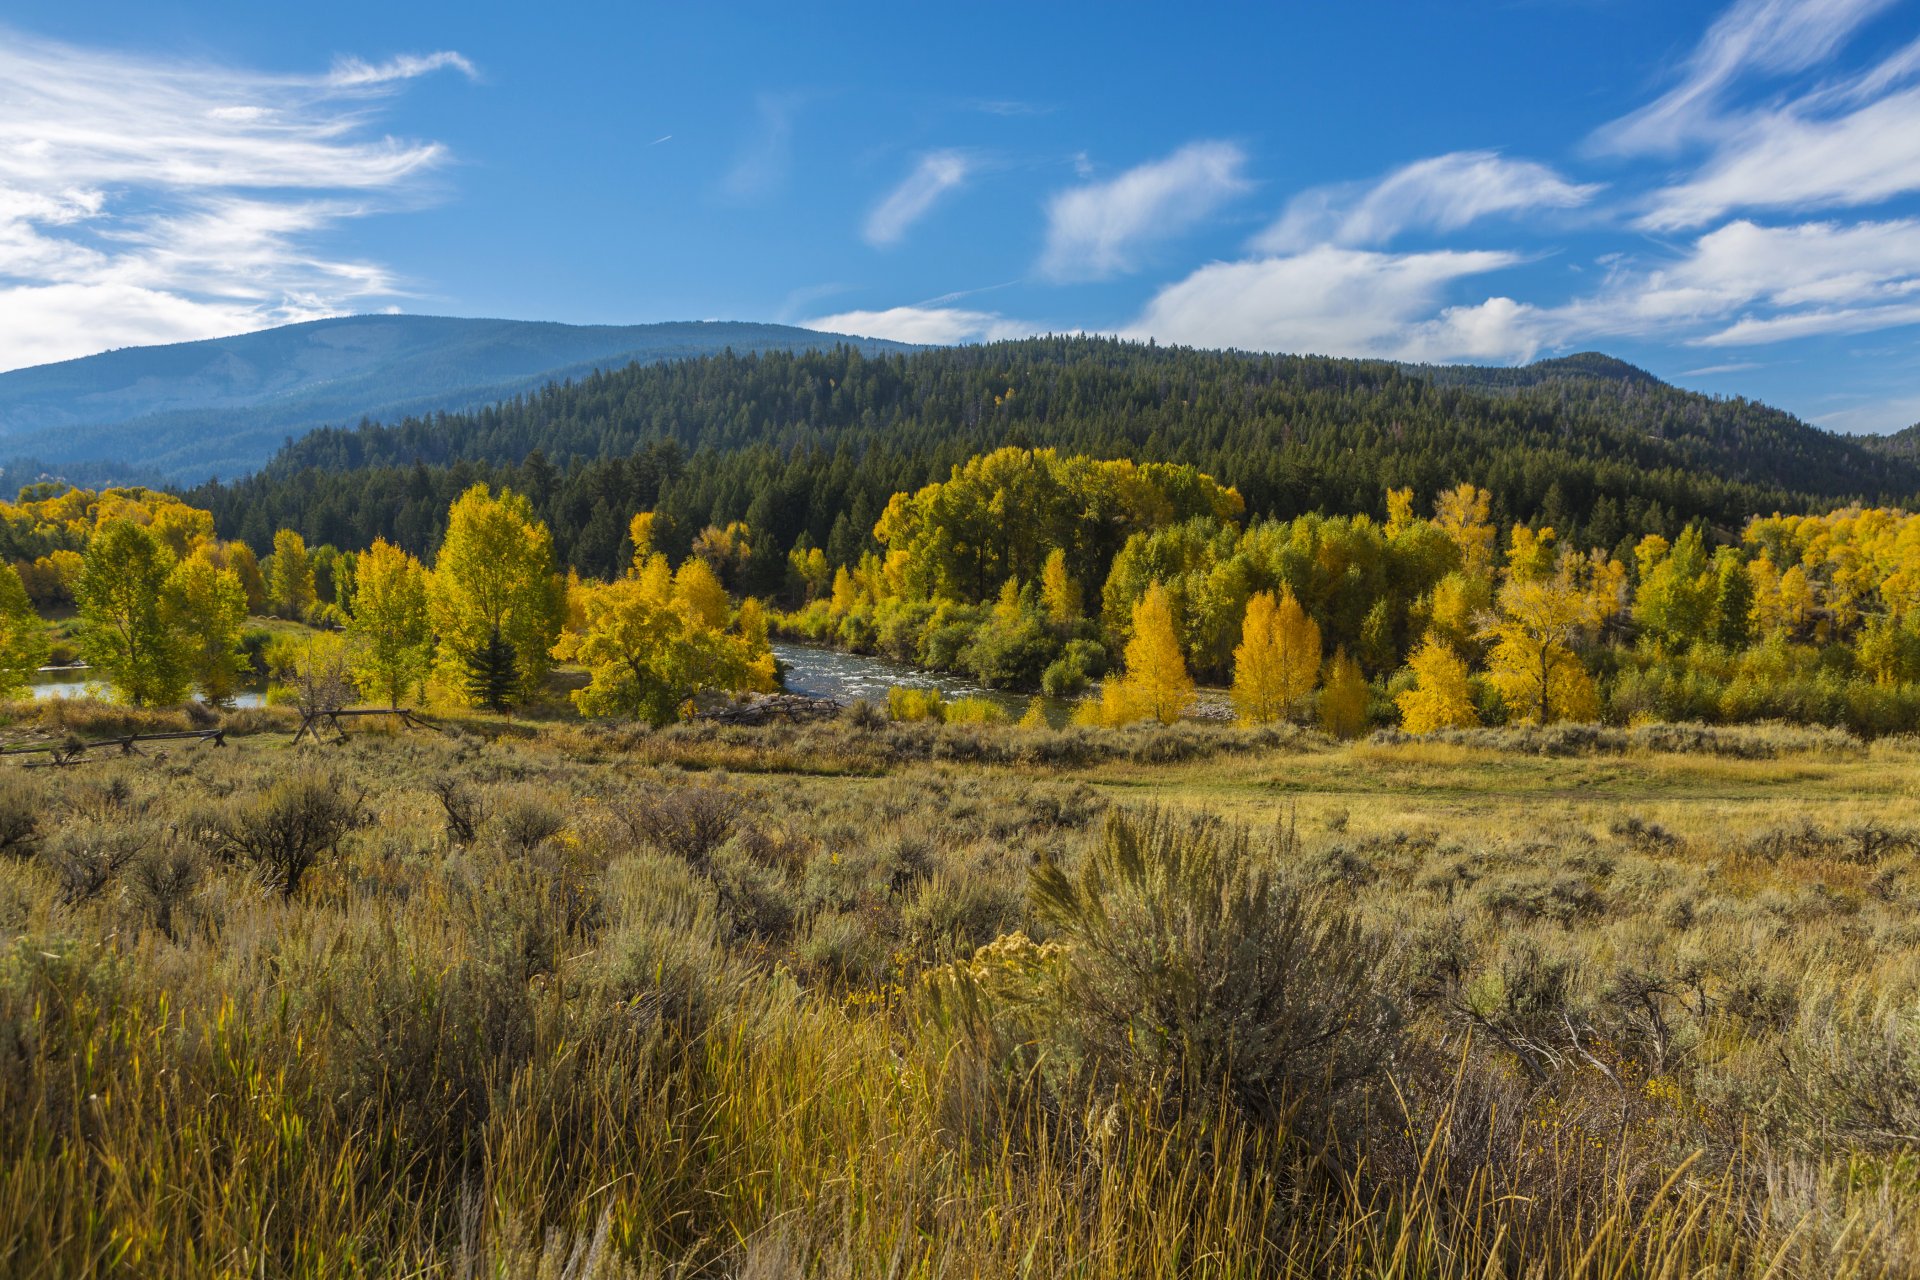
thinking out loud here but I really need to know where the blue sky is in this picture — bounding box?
[3,1,1920,432]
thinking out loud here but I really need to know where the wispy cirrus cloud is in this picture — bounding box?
[0,28,468,370]
[864,151,971,247]
[1256,151,1600,253]
[1039,141,1250,281]
[1592,0,1899,155]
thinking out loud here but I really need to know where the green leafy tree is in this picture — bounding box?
[77,521,187,707]
[0,562,50,699]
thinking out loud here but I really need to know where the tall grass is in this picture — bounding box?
[1,726,1918,1275]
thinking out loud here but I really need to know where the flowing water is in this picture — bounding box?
[768,641,1233,723]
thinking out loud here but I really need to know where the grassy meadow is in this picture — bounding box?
[4,701,1920,1276]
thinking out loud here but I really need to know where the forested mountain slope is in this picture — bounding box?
[0,315,913,482]
[189,337,1920,587]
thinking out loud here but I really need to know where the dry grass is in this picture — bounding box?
[2,715,1920,1275]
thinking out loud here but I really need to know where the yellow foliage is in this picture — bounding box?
[1230,587,1319,725]
[1110,582,1193,725]
[1040,548,1080,626]
[1433,484,1495,577]
[1396,635,1479,734]
[1318,649,1370,739]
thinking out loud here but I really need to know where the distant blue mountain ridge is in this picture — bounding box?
[0,315,916,484]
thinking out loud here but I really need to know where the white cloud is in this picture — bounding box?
[0,28,467,371]
[327,51,477,88]
[1126,246,1534,360]
[805,305,1039,346]
[1257,151,1599,252]
[1640,86,1920,229]
[1546,218,1920,346]
[1679,361,1765,375]
[864,151,970,247]
[1593,0,1898,154]
[1039,141,1250,281]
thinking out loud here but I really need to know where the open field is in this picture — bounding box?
[5,707,1920,1276]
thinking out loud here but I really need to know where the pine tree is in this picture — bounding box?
[466,628,519,712]
[1396,635,1479,734]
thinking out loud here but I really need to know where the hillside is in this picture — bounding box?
[190,337,1920,583]
[0,315,914,482]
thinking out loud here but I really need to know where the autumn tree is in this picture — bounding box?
[428,485,563,710]
[1040,547,1081,627]
[1318,648,1370,739]
[1395,635,1479,733]
[268,529,316,620]
[0,563,49,699]
[347,539,433,707]
[1482,532,1608,725]
[1230,588,1320,725]
[77,521,187,707]
[1092,582,1194,725]
[168,550,249,705]
[562,552,773,724]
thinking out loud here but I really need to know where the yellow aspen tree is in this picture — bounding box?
[1385,487,1417,537]
[829,566,858,619]
[268,528,316,620]
[1231,587,1320,724]
[1098,581,1194,725]
[1395,634,1479,733]
[1432,484,1496,577]
[1318,648,1370,739]
[167,549,248,707]
[628,512,658,568]
[1481,546,1603,725]
[1041,548,1081,626]
[428,484,563,710]
[673,557,731,630]
[347,538,433,708]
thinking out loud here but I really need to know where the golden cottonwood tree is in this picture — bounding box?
[428,485,563,709]
[563,552,773,724]
[1230,588,1320,724]
[1318,648,1370,739]
[168,550,248,706]
[1085,582,1193,726]
[1040,548,1081,626]
[347,539,433,707]
[1481,533,1608,725]
[1395,635,1479,733]
[268,529,316,620]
